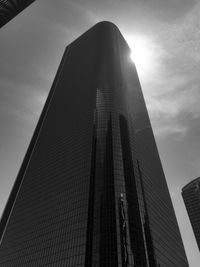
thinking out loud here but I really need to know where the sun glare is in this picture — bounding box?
[126,34,155,78]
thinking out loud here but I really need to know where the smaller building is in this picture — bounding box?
[182,177,200,250]
[0,0,36,28]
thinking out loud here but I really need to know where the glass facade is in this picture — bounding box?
[182,177,200,251]
[0,21,188,266]
[0,0,35,28]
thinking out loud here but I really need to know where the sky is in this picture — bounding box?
[0,0,200,266]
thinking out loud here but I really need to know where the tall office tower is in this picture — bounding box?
[0,22,188,266]
[0,0,36,28]
[182,177,200,251]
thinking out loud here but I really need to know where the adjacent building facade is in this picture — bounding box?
[0,22,188,266]
[0,0,36,28]
[182,177,200,251]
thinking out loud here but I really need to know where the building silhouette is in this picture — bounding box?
[0,22,188,266]
[182,177,200,251]
[0,0,36,28]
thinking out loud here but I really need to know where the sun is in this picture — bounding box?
[125,34,155,78]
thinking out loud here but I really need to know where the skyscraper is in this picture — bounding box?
[0,0,36,28]
[182,177,200,251]
[0,21,188,266]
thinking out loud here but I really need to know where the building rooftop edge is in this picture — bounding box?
[182,177,200,191]
[64,21,122,50]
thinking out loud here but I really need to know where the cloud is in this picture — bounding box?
[153,122,188,139]
[136,2,200,139]
[0,78,47,128]
[66,1,100,25]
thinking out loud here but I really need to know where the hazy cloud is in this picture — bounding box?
[0,78,46,128]
[136,2,200,139]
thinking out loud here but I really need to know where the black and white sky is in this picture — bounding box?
[1,1,200,266]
